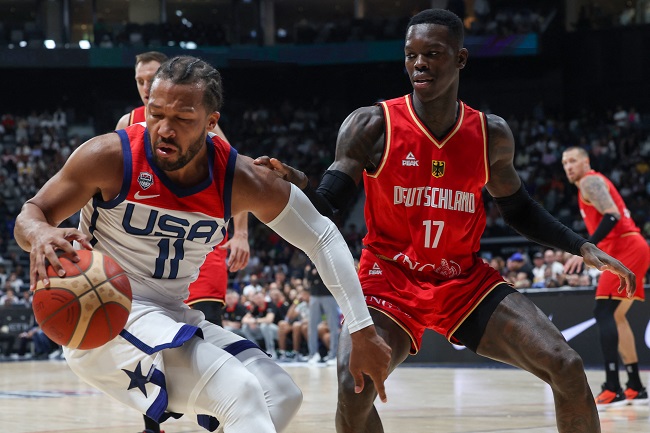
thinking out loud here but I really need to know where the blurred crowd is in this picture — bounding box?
[1,99,649,359]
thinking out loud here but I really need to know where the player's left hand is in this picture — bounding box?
[221,232,250,272]
[348,325,392,403]
[579,242,636,297]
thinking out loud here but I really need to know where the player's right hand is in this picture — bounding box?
[253,156,309,189]
[579,242,636,298]
[349,325,392,403]
[28,227,91,290]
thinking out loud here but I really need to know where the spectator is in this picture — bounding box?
[222,290,248,337]
[241,291,284,358]
[277,288,310,361]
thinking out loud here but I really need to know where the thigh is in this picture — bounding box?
[476,291,572,373]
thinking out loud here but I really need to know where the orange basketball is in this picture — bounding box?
[32,250,132,350]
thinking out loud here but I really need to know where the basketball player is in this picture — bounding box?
[562,146,650,409]
[117,52,250,433]
[117,50,249,327]
[254,9,635,433]
[15,56,391,433]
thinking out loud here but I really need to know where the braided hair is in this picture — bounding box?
[154,56,223,112]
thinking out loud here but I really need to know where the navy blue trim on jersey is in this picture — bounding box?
[223,146,237,221]
[98,129,132,208]
[119,324,203,355]
[197,414,221,432]
[224,339,261,356]
[145,368,170,422]
[145,131,215,198]
[88,130,133,246]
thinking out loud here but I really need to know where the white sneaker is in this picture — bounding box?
[325,356,337,366]
[307,354,321,365]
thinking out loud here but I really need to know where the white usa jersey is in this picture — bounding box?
[78,124,237,301]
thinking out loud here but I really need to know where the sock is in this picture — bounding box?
[143,415,161,433]
[625,363,643,390]
[604,361,620,391]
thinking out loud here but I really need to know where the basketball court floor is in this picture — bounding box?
[1,359,648,432]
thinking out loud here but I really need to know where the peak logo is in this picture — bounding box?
[369,263,383,275]
[402,152,419,166]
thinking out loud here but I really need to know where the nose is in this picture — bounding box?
[156,118,175,139]
[414,54,428,70]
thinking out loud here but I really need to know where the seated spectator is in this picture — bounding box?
[222,289,247,337]
[241,291,286,358]
[16,326,57,359]
[277,288,310,361]
[0,288,20,306]
[531,251,546,287]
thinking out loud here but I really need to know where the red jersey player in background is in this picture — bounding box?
[256,9,636,433]
[562,146,650,409]
[117,51,250,433]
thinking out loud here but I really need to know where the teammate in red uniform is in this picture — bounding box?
[562,146,650,409]
[117,51,249,433]
[255,9,635,433]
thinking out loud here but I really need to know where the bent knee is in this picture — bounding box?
[548,348,585,378]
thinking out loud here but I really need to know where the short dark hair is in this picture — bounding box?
[407,9,464,49]
[135,51,168,68]
[154,56,224,112]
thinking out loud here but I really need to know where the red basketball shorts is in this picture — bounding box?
[358,249,506,354]
[597,233,650,301]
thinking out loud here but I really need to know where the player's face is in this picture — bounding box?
[561,149,590,184]
[404,24,467,103]
[146,78,219,173]
[135,61,161,106]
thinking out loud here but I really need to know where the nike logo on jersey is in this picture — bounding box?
[402,152,419,166]
[134,191,161,200]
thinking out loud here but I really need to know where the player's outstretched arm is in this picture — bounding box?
[484,115,636,297]
[14,133,122,289]
[234,154,392,401]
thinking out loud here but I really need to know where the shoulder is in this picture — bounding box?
[485,114,512,142]
[342,105,384,135]
[115,113,130,130]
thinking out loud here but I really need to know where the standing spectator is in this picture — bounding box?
[562,146,650,409]
[304,263,340,365]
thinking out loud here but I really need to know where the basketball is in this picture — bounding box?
[32,250,132,350]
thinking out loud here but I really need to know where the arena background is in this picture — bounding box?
[1,0,649,367]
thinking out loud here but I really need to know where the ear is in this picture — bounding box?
[458,48,468,70]
[207,111,221,131]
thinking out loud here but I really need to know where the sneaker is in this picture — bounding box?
[325,356,337,367]
[307,354,321,365]
[624,386,649,406]
[595,384,627,410]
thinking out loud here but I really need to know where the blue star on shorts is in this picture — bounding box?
[122,361,150,397]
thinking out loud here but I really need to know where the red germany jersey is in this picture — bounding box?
[363,95,490,279]
[128,106,146,126]
[578,170,640,249]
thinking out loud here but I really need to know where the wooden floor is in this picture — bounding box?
[1,359,649,433]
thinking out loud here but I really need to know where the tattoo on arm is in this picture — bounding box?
[580,176,618,215]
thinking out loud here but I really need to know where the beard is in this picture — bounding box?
[153,134,205,172]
